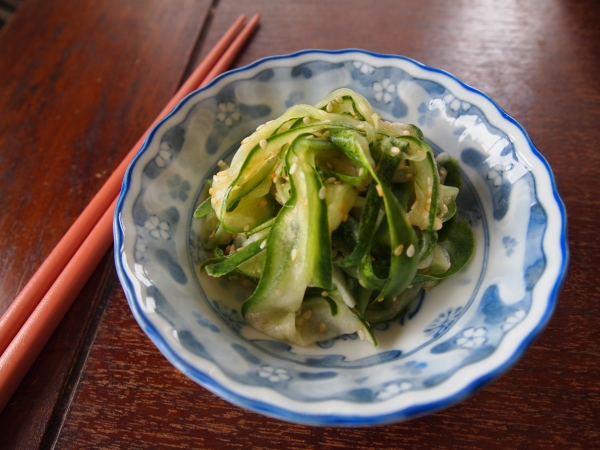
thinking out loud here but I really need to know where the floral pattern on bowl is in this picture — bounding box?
[114,50,568,426]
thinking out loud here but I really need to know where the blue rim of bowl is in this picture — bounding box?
[114,49,569,426]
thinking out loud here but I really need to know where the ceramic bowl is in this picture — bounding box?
[114,50,568,426]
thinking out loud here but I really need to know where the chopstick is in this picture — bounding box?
[0,13,260,412]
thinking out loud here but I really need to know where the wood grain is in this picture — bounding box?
[2,0,600,448]
[0,0,212,446]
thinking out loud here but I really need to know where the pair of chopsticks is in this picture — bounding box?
[0,13,260,413]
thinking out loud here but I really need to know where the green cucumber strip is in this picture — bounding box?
[412,219,475,283]
[193,196,213,218]
[334,150,400,268]
[363,284,422,324]
[296,295,376,346]
[364,183,420,299]
[204,238,266,277]
[224,122,345,214]
[290,137,334,290]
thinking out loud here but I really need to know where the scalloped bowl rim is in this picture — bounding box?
[114,49,568,426]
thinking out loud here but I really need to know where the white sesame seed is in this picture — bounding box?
[394,244,404,256]
[243,223,251,231]
[406,244,415,257]
[318,186,326,199]
[335,95,344,104]
[321,291,328,297]
[326,102,333,112]
[325,177,336,184]
[403,130,410,135]
[376,184,384,197]
[260,240,267,250]
[299,171,305,180]
[319,322,326,333]
[259,139,268,149]
[289,162,298,174]
[357,124,365,130]
[358,167,365,177]
[291,248,298,261]
[208,187,214,195]
[303,116,311,125]
[357,329,365,341]
[434,218,443,231]
[427,176,432,187]
[391,146,400,155]
[217,160,227,169]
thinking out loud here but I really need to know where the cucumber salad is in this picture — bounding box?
[195,89,475,346]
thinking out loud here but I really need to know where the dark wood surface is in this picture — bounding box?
[0,0,598,448]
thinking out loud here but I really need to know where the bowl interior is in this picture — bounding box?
[115,50,566,425]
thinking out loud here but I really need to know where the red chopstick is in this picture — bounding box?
[0,13,260,413]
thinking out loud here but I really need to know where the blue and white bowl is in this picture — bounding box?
[114,50,568,426]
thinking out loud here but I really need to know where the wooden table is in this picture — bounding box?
[0,0,598,447]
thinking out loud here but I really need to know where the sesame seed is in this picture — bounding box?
[358,329,365,341]
[243,223,251,231]
[319,322,326,333]
[406,174,414,180]
[260,240,267,250]
[303,310,312,320]
[259,139,268,149]
[427,176,432,186]
[291,248,298,261]
[217,160,227,169]
[357,124,365,130]
[335,95,344,104]
[299,171,305,180]
[358,167,365,177]
[403,130,410,135]
[376,184,384,197]
[303,116,311,125]
[325,177,336,184]
[289,162,298,174]
[326,102,333,112]
[377,297,384,302]
[391,146,400,155]
[208,188,214,195]
[406,244,415,257]
[392,296,398,302]
[394,244,404,256]
[208,230,215,239]
[321,291,328,297]
[319,186,326,199]
[434,218,443,230]
[407,284,413,289]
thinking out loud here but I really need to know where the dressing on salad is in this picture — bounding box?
[195,89,475,346]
